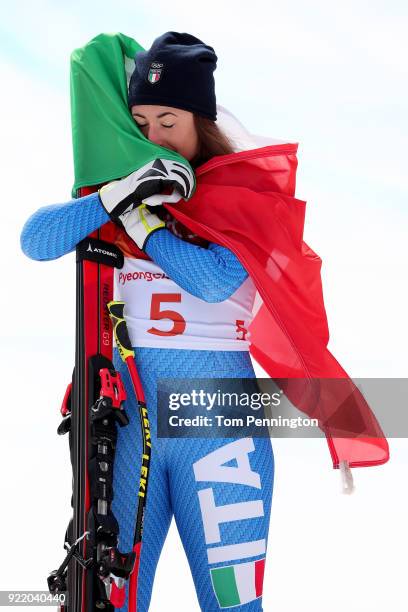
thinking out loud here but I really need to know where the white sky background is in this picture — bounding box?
[1,1,407,610]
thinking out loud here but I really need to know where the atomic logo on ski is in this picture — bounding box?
[77,238,124,269]
[86,243,118,259]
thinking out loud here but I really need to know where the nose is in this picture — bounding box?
[146,125,164,146]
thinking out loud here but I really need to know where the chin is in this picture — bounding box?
[179,150,193,161]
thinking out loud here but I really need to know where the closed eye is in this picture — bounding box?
[135,122,174,129]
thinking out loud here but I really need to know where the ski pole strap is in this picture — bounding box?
[107,301,135,362]
[108,300,145,403]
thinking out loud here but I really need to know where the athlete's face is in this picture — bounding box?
[131,104,199,161]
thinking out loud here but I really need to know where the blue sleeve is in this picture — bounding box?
[20,193,248,302]
[20,192,109,261]
[144,229,248,303]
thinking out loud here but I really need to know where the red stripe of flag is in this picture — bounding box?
[255,558,265,598]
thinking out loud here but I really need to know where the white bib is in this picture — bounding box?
[114,257,257,351]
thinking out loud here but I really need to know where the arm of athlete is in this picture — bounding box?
[20,192,108,261]
[20,194,248,303]
[144,230,248,303]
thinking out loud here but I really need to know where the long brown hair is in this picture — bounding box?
[191,115,235,168]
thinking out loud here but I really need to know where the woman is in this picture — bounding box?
[21,32,274,612]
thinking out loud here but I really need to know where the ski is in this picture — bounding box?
[47,193,135,610]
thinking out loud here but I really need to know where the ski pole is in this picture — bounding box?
[107,301,152,612]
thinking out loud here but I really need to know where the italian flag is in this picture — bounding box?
[149,70,160,83]
[70,32,389,471]
[210,558,265,608]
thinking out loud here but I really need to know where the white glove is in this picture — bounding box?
[117,203,166,251]
[98,158,195,219]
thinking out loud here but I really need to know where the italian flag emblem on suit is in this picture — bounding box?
[211,558,265,608]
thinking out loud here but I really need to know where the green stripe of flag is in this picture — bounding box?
[211,565,240,607]
[69,33,194,196]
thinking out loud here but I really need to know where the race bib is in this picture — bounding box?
[114,257,257,350]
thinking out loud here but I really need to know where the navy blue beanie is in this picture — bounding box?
[128,32,217,120]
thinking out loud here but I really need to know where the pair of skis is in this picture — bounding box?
[48,188,151,611]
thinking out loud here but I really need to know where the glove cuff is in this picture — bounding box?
[139,204,166,250]
[98,187,136,220]
[142,225,166,251]
[119,203,166,251]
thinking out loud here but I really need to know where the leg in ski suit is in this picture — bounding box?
[112,347,274,612]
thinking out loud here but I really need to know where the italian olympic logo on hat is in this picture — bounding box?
[147,62,164,84]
